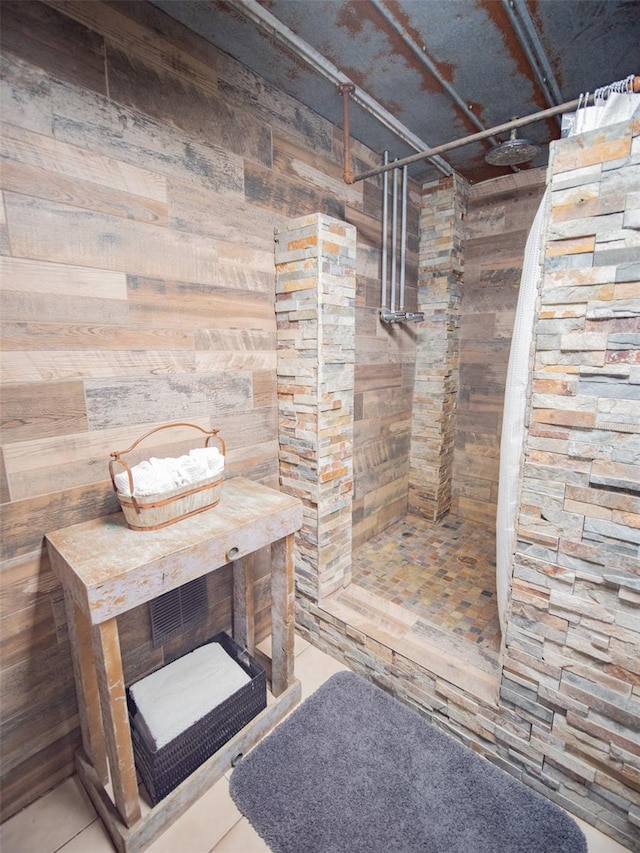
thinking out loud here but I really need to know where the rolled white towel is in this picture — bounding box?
[149,456,184,490]
[114,449,224,497]
[114,456,183,497]
[189,447,225,477]
[175,455,209,487]
[114,459,175,497]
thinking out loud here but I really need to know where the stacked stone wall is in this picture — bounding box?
[410,174,469,519]
[275,214,356,601]
[501,116,639,846]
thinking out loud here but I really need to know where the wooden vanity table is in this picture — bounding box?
[46,477,303,853]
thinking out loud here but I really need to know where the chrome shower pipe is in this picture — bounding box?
[399,164,408,311]
[381,151,389,309]
[381,309,424,324]
[381,161,422,325]
[390,162,399,312]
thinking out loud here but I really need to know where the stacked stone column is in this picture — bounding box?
[275,213,356,602]
[410,174,470,520]
[500,116,640,845]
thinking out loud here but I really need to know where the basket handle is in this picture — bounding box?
[108,422,226,506]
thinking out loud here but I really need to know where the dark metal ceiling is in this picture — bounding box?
[151,0,640,184]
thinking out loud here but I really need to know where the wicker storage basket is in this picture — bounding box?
[109,422,225,531]
[127,632,266,805]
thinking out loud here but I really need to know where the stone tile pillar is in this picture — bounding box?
[275,213,356,602]
[410,174,469,520]
[500,116,640,846]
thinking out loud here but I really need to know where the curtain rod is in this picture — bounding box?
[347,75,640,184]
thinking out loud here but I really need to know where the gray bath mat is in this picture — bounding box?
[230,671,587,853]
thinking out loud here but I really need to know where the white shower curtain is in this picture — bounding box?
[495,87,640,636]
[495,191,547,636]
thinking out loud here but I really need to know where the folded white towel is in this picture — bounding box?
[130,642,251,749]
[175,455,208,487]
[114,447,224,497]
[114,459,176,497]
[189,447,225,477]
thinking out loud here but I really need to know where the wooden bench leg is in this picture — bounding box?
[93,618,141,828]
[270,534,295,697]
[232,552,255,654]
[64,596,109,785]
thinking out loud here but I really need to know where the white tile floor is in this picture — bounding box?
[0,638,631,853]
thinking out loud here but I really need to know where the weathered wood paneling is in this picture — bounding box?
[351,172,419,544]
[106,45,273,170]
[1,731,80,821]
[0,486,120,562]
[1,380,88,444]
[217,59,334,156]
[127,276,274,330]
[245,159,346,221]
[48,0,221,95]
[272,135,362,210]
[0,192,9,256]
[49,86,245,197]
[1,121,167,203]
[0,256,128,300]
[83,373,254,430]
[0,54,54,137]
[5,194,220,285]
[1,320,194,353]
[0,0,404,820]
[0,1,107,96]
[167,177,282,251]
[0,450,9,505]
[0,158,168,224]
[195,329,277,372]
[1,348,197,384]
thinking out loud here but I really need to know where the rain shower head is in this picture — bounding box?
[485,127,541,166]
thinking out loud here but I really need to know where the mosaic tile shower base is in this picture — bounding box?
[351,514,501,669]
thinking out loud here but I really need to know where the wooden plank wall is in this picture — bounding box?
[0,0,417,818]
[452,170,546,525]
[353,183,420,547]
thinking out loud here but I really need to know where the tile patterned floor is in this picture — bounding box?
[1,639,630,852]
[351,513,501,669]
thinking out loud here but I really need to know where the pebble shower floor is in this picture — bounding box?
[351,513,501,671]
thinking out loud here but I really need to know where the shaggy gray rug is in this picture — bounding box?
[230,671,587,853]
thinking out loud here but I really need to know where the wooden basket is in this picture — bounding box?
[109,422,226,531]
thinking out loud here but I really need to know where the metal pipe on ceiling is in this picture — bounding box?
[370,0,501,147]
[232,0,454,177]
[233,0,638,187]
[501,0,564,124]
[349,81,640,183]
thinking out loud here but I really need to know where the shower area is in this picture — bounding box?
[274,161,546,702]
[335,163,545,694]
[277,78,639,710]
[273,64,569,695]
